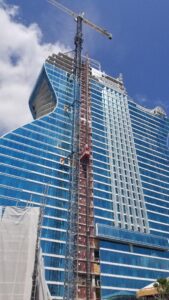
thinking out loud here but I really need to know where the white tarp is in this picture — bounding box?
[0,206,40,300]
[37,250,52,300]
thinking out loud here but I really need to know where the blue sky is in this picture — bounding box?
[0,0,169,134]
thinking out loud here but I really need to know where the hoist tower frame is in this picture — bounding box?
[47,1,112,299]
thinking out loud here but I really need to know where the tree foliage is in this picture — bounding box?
[153,278,169,300]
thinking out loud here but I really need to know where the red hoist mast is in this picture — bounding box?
[47,1,112,299]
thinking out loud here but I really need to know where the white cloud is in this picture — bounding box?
[0,1,68,135]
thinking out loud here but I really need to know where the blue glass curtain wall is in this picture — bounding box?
[0,62,74,298]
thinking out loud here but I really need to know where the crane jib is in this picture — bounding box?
[48,0,112,40]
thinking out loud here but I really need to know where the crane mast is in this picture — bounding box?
[47,1,112,299]
[48,0,112,78]
[74,16,83,81]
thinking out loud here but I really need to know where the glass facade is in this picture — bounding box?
[0,53,169,299]
[90,69,169,299]
[0,60,73,299]
[129,101,169,238]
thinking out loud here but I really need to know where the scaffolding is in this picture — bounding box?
[63,47,81,300]
[63,56,101,300]
[47,2,111,299]
[77,59,95,300]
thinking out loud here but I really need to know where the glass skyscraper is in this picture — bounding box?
[0,52,169,300]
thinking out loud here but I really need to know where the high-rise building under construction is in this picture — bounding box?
[0,52,169,300]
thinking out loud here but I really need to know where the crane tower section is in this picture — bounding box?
[47,1,112,299]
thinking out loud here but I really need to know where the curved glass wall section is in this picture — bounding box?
[0,60,74,299]
[29,66,57,119]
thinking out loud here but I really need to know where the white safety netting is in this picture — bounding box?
[0,206,52,300]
